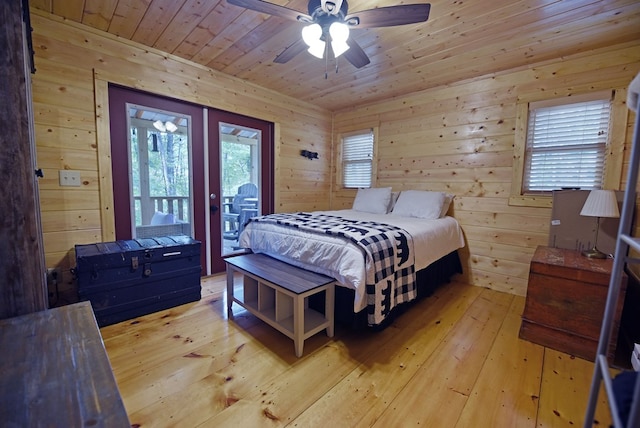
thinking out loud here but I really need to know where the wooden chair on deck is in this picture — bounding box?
[223,183,258,241]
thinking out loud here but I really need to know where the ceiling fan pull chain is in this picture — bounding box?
[325,43,329,79]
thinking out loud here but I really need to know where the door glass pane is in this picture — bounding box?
[220,122,261,255]
[127,104,193,239]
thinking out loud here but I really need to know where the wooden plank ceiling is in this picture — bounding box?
[30,0,640,111]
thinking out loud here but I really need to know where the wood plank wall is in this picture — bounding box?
[331,42,640,296]
[28,8,640,299]
[30,10,332,290]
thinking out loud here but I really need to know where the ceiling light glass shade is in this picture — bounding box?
[153,120,165,132]
[329,22,350,58]
[153,120,178,133]
[302,23,323,47]
[302,23,325,58]
[329,22,349,43]
[331,40,349,57]
[165,121,178,133]
[307,41,326,59]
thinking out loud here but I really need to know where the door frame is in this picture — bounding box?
[106,83,274,275]
[207,109,274,273]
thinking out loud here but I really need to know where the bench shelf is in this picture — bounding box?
[225,253,335,357]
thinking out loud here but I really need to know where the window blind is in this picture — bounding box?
[523,97,611,193]
[342,130,373,188]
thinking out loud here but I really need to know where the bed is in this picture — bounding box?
[238,188,466,328]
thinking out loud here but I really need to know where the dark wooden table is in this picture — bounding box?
[0,301,130,427]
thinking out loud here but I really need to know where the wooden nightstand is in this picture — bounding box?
[519,245,627,361]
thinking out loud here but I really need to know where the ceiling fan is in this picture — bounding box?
[227,0,431,69]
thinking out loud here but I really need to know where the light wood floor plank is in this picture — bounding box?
[305,281,480,425]
[98,273,614,427]
[284,281,483,427]
[455,296,543,427]
[105,299,258,386]
[368,288,514,427]
[538,348,614,427]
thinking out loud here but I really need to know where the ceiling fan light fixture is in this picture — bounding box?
[165,121,178,133]
[302,23,322,47]
[329,22,349,42]
[302,23,325,58]
[153,120,165,132]
[307,40,326,58]
[228,0,432,69]
[329,21,350,57]
[331,40,349,57]
[153,119,178,133]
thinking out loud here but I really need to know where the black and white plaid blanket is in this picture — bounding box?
[247,212,416,326]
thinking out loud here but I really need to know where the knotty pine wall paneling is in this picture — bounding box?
[332,41,640,296]
[30,10,333,291]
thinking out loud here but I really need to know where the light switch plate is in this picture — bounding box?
[59,170,81,187]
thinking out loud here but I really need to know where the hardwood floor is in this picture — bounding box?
[100,274,614,427]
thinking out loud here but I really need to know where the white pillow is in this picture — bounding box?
[352,187,392,214]
[440,193,455,217]
[392,190,446,219]
[150,211,175,225]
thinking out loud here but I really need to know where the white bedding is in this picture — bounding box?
[238,209,465,313]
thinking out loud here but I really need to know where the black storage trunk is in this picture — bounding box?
[75,235,202,327]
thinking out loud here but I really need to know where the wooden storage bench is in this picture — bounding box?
[225,253,335,357]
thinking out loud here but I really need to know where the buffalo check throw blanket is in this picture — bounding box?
[246,212,416,326]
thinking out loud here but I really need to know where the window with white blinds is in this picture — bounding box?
[523,94,612,193]
[342,129,374,188]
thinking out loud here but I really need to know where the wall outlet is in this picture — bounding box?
[59,170,81,187]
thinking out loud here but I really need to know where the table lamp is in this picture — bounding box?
[579,189,620,258]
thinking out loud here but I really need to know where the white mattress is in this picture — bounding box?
[238,210,465,312]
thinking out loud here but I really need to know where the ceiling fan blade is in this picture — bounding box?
[227,0,310,22]
[274,38,308,64]
[346,4,431,28]
[343,38,370,68]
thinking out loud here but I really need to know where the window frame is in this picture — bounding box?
[339,128,378,189]
[510,89,627,207]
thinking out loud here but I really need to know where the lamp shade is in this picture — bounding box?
[580,190,620,218]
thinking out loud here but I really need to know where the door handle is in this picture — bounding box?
[210,194,218,213]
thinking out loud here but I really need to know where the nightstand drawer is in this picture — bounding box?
[523,273,611,340]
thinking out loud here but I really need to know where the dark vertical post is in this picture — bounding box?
[0,0,48,318]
